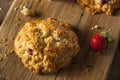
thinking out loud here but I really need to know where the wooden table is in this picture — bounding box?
[0,0,120,80]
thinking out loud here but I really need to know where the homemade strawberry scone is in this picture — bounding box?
[77,0,120,15]
[14,18,80,73]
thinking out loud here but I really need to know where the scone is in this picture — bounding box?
[14,18,80,73]
[77,0,120,15]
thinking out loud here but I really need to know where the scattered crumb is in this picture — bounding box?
[84,64,93,76]
[0,38,8,47]
[0,38,8,46]
[14,7,18,10]
[94,25,99,29]
[10,49,14,53]
[19,4,24,8]
[3,38,7,42]
[4,54,8,57]
[0,57,3,61]
[0,8,2,11]
[85,68,89,72]
[108,28,111,32]
[91,27,95,30]
[99,17,102,20]
[91,25,101,31]
[87,72,91,76]
[85,64,93,74]
[16,18,21,21]
[23,6,26,9]
[14,24,19,28]
[21,6,35,16]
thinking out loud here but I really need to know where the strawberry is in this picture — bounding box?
[89,34,107,52]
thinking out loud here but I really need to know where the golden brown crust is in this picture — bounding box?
[14,18,80,73]
[77,0,120,15]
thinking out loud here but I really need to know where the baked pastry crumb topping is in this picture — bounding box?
[14,18,80,73]
[77,0,120,15]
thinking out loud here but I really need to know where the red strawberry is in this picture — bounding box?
[89,34,107,52]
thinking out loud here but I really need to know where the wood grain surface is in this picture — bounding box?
[0,0,13,24]
[0,0,120,80]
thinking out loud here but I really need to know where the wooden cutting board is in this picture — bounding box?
[0,0,120,80]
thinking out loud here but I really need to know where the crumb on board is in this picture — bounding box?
[0,38,8,43]
[2,38,8,42]
[16,18,21,21]
[0,8,2,11]
[84,64,93,76]
[4,38,8,42]
[0,38,8,47]
[19,4,24,8]
[14,24,19,28]
[91,25,101,31]
[10,49,14,53]
[85,68,89,72]
[0,57,3,61]
[14,7,18,10]
[4,53,8,57]
[108,28,111,32]
[87,72,91,76]
[21,6,35,16]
